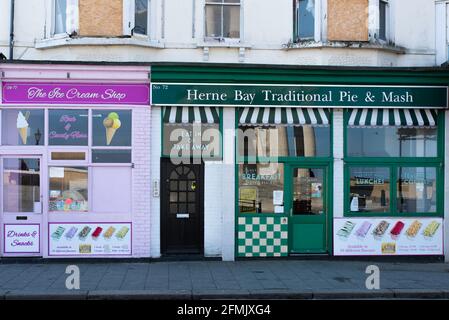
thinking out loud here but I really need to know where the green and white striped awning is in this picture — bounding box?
[163,106,220,124]
[348,108,438,127]
[238,107,330,126]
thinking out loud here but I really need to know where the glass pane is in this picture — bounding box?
[49,167,88,212]
[297,0,315,39]
[163,123,221,158]
[223,5,240,38]
[379,1,387,40]
[135,0,148,35]
[170,203,177,213]
[3,158,40,213]
[397,167,437,213]
[347,127,437,157]
[349,167,390,213]
[49,110,88,146]
[205,5,222,37]
[1,109,45,146]
[51,152,86,161]
[188,192,195,202]
[92,110,132,146]
[179,181,187,191]
[54,0,67,34]
[179,192,187,202]
[238,125,330,157]
[292,168,324,215]
[91,150,132,163]
[170,192,177,202]
[238,163,284,214]
[170,181,178,191]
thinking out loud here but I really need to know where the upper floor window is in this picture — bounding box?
[379,0,389,41]
[54,0,67,34]
[205,0,241,40]
[294,0,315,41]
[133,0,150,36]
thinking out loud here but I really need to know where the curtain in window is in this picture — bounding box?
[54,0,67,34]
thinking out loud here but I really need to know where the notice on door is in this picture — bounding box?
[3,224,40,254]
[49,223,132,256]
[333,218,443,256]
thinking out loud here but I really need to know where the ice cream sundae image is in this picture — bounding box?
[16,111,30,145]
[103,112,121,145]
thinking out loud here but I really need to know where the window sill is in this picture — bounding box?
[36,36,164,49]
[283,40,406,54]
[197,40,252,49]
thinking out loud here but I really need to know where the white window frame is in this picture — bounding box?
[294,0,322,42]
[368,0,393,43]
[436,1,449,65]
[123,0,153,39]
[45,0,79,39]
[204,0,242,44]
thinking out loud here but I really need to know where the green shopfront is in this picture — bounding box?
[151,64,449,259]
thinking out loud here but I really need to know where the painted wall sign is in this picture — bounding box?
[152,83,448,108]
[2,82,150,105]
[334,218,443,256]
[3,224,40,254]
[48,223,132,256]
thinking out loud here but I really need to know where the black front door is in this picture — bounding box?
[161,159,204,254]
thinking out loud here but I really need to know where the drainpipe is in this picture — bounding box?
[9,0,15,60]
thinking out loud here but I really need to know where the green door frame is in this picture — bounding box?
[285,162,332,254]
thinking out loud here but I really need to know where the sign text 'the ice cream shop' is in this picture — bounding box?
[1,82,150,105]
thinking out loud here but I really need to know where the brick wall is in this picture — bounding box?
[132,107,152,257]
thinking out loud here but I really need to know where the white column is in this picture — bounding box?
[150,107,162,258]
[204,161,223,257]
[333,109,344,219]
[444,110,449,262]
[221,107,236,261]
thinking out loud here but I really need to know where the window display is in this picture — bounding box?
[349,167,390,213]
[49,167,88,212]
[238,163,284,214]
[397,167,437,213]
[92,110,132,146]
[48,109,88,146]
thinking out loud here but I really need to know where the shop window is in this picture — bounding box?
[292,168,324,215]
[346,109,439,157]
[294,0,315,41]
[48,109,88,146]
[397,167,437,213]
[92,110,132,147]
[238,163,284,214]
[238,125,330,158]
[349,167,390,213]
[1,109,45,146]
[92,167,131,213]
[205,0,241,41]
[92,150,132,163]
[49,166,88,212]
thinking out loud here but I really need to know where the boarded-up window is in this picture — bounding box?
[79,0,123,36]
[327,0,369,42]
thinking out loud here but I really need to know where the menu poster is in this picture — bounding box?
[334,218,443,256]
[49,223,131,256]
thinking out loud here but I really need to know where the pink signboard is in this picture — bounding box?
[1,82,150,105]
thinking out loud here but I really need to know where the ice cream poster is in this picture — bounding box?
[49,222,132,256]
[102,112,122,145]
[333,218,443,256]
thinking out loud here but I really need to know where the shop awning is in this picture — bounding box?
[347,108,438,127]
[163,106,220,124]
[238,107,330,126]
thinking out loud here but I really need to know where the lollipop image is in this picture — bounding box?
[103,112,121,145]
[16,111,30,145]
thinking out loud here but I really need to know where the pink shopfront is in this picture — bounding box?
[0,63,151,258]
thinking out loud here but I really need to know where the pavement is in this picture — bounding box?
[0,259,448,299]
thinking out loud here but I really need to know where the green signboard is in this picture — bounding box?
[152,83,448,108]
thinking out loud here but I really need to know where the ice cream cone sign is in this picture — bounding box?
[16,111,30,145]
[103,112,121,145]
